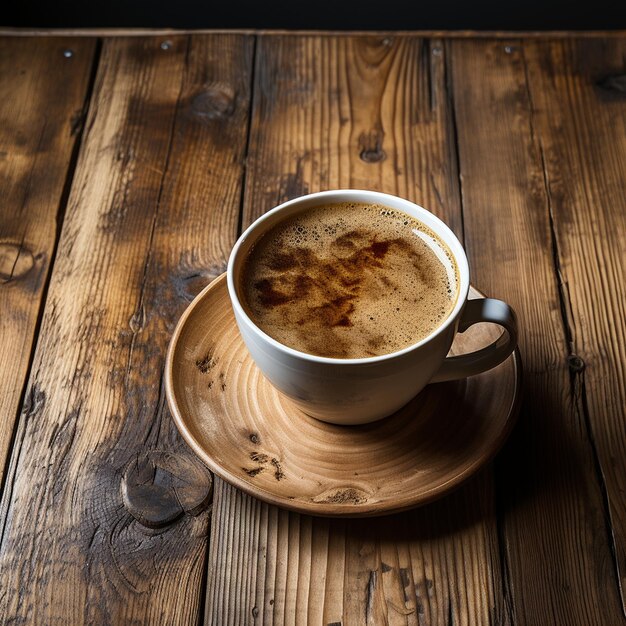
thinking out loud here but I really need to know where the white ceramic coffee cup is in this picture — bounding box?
[227,190,517,425]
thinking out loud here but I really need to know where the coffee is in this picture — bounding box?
[240,202,459,359]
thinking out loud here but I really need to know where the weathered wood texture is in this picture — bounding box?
[524,38,626,612]
[0,34,252,623]
[449,38,624,623]
[1,31,624,626]
[243,35,462,233]
[210,476,505,625]
[207,35,510,625]
[0,37,96,488]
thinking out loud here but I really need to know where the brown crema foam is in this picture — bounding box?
[240,202,460,359]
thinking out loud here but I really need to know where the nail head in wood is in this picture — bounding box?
[596,74,626,94]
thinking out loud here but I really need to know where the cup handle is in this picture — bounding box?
[430,298,518,383]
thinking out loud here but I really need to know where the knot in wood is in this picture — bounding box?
[0,241,35,283]
[190,85,236,120]
[360,147,386,163]
[121,450,213,528]
[358,131,386,163]
[567,354,585,373]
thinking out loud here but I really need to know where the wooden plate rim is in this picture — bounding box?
[165,273,523,517]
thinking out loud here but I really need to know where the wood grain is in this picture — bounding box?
[522,38,626,612]
[0,35,252,623]
[243,35,462,233]
[0,36,96,489]
[1,31,623,626]
[206,34,511,625]
[210,474,508,625]
[449,38,624,624]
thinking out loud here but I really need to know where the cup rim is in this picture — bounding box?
[227,189,470,365]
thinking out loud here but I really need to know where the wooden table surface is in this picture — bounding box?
[0,31,624,625]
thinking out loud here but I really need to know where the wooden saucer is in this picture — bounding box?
[165,274,522,517]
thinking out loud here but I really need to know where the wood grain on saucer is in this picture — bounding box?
[165,273,521,516]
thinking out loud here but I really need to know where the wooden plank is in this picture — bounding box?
[206,34,510,625]
[449,38,624,623]
[243,35,462,231]
[523,37,626,612]
[0,37,96,490]
[0,34,253,623]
